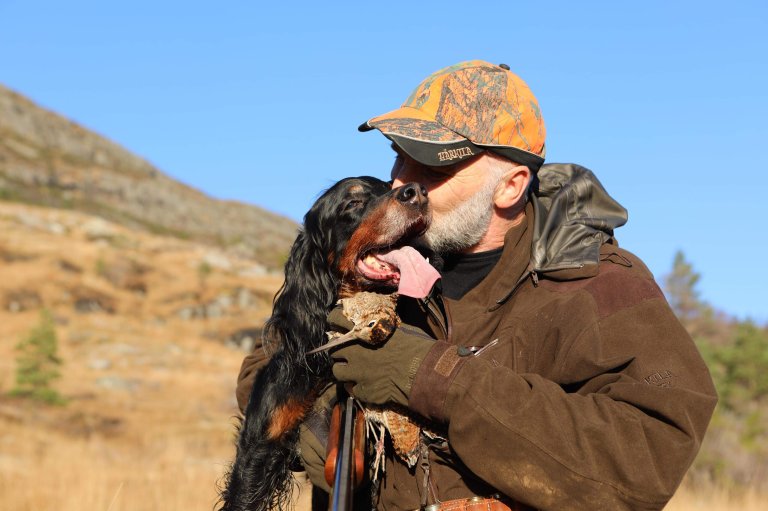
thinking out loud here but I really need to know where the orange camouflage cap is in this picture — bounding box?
[359,60,546,171]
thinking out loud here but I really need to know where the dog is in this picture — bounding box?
[218,176,431,511]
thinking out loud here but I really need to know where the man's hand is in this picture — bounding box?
[327,305,434,407]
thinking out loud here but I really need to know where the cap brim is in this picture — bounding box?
[359,107,482,166]
[385,134,484,167]
[360,106,545,171]
[477,144,546,173]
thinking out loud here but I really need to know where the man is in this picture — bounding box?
[238,60,717,510]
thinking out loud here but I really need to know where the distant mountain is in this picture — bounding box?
[0,83,297,270]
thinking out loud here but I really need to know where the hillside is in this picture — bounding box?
[0,200,283,510]
[0,86,298,510]
[0,83,297,270]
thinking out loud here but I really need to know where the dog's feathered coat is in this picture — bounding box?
[218,177,430,511]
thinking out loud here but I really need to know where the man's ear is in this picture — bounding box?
[493,165,531,209]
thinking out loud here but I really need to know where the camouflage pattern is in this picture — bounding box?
[365,60,546,162]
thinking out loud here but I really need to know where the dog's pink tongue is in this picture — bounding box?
[377,246,440,299]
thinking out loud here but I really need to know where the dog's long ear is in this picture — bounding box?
[219,224,335,511]
[263,223,336,373]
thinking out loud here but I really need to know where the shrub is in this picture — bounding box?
[10,309,66,405]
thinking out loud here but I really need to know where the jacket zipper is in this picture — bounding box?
[421,293,449,341]
[493,268,538,309]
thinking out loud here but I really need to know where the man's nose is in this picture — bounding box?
[392,172,419,189]
[391,173,407,188]
[391,154,431,190]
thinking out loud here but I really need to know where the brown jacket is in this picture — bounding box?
[237,164,717,511]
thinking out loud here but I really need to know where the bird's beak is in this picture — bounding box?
[307,330,360,355]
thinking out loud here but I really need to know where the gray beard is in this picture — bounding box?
[422,178,497,254]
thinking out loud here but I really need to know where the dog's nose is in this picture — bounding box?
[396,183,428,205]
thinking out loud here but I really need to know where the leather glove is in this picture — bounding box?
[327,305,434,407]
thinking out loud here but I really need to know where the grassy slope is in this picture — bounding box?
[0,201,282,510]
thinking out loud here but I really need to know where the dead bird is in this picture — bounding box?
[308,292,400,354]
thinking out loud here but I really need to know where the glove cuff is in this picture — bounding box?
[327,304,354,331]
[408,341,471,423]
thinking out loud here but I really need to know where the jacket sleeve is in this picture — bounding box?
[235,345,270,413]
[298,385,336,494]
[235,340,332,492]
[409,265,717,510]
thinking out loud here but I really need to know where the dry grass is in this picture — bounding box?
[666,486,767,510]
[0,306,251,511]
[0,312,247,511]
[0,418,232,511]
[0,405,316,511]
[2,417,765,511]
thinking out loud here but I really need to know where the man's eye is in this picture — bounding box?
[420,168,451,183]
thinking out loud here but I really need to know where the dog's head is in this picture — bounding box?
[305,176,431,296]
[267,176,430,359]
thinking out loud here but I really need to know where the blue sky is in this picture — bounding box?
[1,1,766,323]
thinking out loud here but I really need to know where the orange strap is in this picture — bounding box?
[426,497,536,511]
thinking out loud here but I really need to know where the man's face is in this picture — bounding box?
[390,149,498,254]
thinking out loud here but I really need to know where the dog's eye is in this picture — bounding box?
[343,199,363,211]
[367,320,377,328]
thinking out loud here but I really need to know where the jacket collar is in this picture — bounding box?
[445,163,628,313]
[529,163,627,281]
